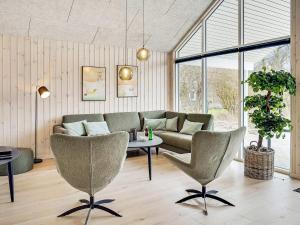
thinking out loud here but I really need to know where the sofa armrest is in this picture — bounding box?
[53,125,68,134]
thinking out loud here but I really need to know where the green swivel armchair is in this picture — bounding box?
[163,127,246,215]
[50,132,129,224]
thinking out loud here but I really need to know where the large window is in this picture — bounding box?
[206,0,238,51]
[177,27,202,58]
[178,61,203,113]
[244,0,290,44]
[176,0,291,170]
[207,54,239,131]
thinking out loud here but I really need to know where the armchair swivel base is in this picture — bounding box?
[58,196,121,224]
[176,186,235,215]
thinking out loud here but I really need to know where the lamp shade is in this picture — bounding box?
[137,47,150,61]
[119,66,133,80]
[38,86,50,99]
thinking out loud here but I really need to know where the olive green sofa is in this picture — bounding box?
[53,111,213,154]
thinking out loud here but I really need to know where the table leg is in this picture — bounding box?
[7,162,14,202]
[147,147,152,180]
[156,147,159,155]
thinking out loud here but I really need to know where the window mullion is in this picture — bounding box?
[202,19,208,113]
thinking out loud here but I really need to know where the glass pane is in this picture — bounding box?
[244,0,290,44]
[178,61,203,113]
[244,45,291,170]
[273,132,290,170]
[207,54,239,131]
[206,0,238,51]
[178,27,202,58]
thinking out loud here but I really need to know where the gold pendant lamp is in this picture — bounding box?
[119,0,133,80]
[136,0,150,61]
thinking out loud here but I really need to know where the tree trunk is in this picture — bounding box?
[257,90,271,149]
[257,135,263,149]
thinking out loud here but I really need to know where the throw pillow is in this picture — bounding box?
[165,117,178,132]
[179,120,203,135]
[144,118,167,130]
[83,121,111,136]
[62,120,87,136]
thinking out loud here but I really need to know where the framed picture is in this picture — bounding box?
[117,65,138,97]
[82,66,106,101]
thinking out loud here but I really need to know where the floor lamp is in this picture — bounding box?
[34,86,50,164]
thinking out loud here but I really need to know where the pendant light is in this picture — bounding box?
[119,0,133,81]
[137,0,150,61]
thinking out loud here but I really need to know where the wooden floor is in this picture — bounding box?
[1,152,300,225]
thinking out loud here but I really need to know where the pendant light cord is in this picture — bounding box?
[142,0,145,47]
[125,0,128,65]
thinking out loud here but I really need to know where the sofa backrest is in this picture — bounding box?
[138,110,166,129]
[62,114,104,123]
[186,113,213,130]
[59,111,213,134]
[104,112,141,132]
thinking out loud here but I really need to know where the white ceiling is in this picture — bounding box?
[0,0,213,52]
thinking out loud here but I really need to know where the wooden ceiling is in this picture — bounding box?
[0,0,213,52]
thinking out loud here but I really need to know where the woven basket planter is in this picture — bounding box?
[244,145,274,180]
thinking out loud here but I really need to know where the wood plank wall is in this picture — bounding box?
[0,34,169,159]
[291,0,300,179]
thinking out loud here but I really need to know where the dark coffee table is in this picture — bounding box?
[0,147,20,202]
[127,134,163,180]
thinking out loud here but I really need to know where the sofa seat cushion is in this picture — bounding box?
[155,131,192,151]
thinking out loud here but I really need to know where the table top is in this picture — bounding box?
[0,147,20,166]
[128,133,163,148]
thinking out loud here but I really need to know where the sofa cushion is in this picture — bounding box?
[104,112,141,132]
[83,121,110,136]
[53,125,68,134]
[62,114,104,123]
[180,120,203,135]
[165,117,178,132]
[155,131,192,151]
[143,118,167,130]
[186,113,213,130]
[139,110,166,128]
[166,111,187,131]
[63,120,87,136]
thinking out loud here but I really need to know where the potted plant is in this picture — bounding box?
[243,66,296,180]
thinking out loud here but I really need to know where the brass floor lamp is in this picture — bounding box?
[34,86,50,164]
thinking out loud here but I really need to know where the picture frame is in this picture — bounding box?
[82,66,106,101]
[117,65,138,98]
